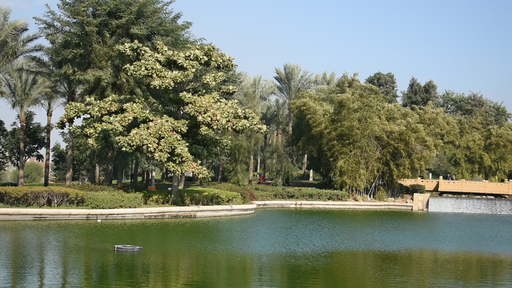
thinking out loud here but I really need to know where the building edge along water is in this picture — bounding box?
[0,205,257,221]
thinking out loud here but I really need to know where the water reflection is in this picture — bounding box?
[0,210,511,287]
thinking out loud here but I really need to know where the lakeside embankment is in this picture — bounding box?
[0,201,413,221]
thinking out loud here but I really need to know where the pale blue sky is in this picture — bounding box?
[3,0,512,144]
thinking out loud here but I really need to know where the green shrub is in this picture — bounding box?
[1,169,18,183]
[0,186,86,207]
[398,183,410,195]
[203,183,256,203]
[180,188,243,206]
[24,162,44,183]
[70,184,119,193]
[200,182,351,202]
[409,184,426,194]
[375,187,388,202]
[143,190,174,205]
[253,186,350,201]
[84,191,144,209]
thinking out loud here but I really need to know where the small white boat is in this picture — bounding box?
[114,245,142,252]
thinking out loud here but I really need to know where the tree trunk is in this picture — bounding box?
[18,117,26,187]
[302,153,308,180]
[179,173,185,189]
[89,153,96,184]
[44,111,52,186]
[141,169,146,183]
[117,165,123,187]
[161,166,167,182]
[217,161,224,183]
[262,157,266,184]
[103,149,114,184]
[133,158,139,185]
[257,146,261,174]
[65,124,74,185]
[248,139,254,185]
[172,173,179,205]
[65,92,76,185]
[289,111,293,135]
[95,164,100,184]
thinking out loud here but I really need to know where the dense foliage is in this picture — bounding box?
[0,0,511,203]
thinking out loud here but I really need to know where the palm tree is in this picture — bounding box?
[0,61,46,186]
[274,63,312,135]
[0,6,42,71]
[29,52,80,185]
[29,54,68,186]
[314,71,337,90]
[39,83,63,186]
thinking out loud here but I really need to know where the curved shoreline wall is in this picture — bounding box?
[0,205,257,221]
[254,201,412,210]
[428,197,512,214]
[0,202,414,221]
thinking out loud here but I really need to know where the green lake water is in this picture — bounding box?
[1,209,511,287]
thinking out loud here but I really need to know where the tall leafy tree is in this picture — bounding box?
[3,112,46,177]
[364,72,398,103]
[292,74,434,196]
[438,91,511,181]
[0,6,42,71]
[61,41,264,198]
[401,77,439,108]
[35,0,194,185]
[51,142,67,182]
[0,62,47,186]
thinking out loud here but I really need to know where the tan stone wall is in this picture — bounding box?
[413,193,430,211]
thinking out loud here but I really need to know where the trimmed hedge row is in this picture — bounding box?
[85,191,144,209]
[143,188,243,206]
[207,182,351,201]
[0,186,244,208]
[0,187,87,207]
[0,186,144,208]
[181,188,243,205]
[254,188,350,201]
[204,183,256,203]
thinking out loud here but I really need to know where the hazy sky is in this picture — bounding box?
[3,0,512,144]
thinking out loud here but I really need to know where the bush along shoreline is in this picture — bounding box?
[0,182,414,209]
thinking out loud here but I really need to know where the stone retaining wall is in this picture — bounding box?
[254,201,413,210]
[0,201,415,221]
[0,204,257,221]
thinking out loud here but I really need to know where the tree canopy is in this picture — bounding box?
[60,41,264,179]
